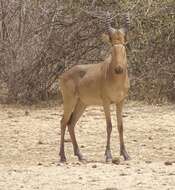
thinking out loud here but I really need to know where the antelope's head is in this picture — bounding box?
[104,12,130,46]
[103,13,130,74]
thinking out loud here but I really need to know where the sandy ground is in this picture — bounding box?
[0,101,175,190]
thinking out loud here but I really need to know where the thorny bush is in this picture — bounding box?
[0,0,174,104]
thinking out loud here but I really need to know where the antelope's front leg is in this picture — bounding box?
[103,103,113,163]
[116,101,130,160]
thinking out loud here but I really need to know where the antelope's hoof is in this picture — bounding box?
[106,157,113,163]
[78,155,87,163]
[105,150,112,163]
[121,150,130,161]
[124,155,131,161]
[79,158,87,164]
[77,154,87,163]
[60,156,67,163]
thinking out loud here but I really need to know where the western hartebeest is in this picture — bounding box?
[59,12,130,162]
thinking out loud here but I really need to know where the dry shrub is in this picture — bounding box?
[0,0,174,104]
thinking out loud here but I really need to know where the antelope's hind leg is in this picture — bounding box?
[68,100,86,161]
[59,97,77,162]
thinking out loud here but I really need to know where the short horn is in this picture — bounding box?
[119,12,130,34]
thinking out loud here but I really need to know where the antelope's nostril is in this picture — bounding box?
[114,66,124,74]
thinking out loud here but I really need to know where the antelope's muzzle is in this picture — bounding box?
[114,66,124,74]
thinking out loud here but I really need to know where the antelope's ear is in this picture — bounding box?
[101,33,110,44]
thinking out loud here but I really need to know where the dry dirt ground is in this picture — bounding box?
[0,101,175,190]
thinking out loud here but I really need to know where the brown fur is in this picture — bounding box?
[59,30,130,162]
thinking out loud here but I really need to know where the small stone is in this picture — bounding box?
[25,111,30,116]
[168,173,175,176]
[80,145,85,148]
[92,164,97,168]
[112,157,120,165]
[38,140,43,144]
[58,162,65,166]
[119,173,127,176]
[148,137,152,140]
[137,182,143,185]
[145,160,152,164]
[152,169,156,173]
[79,176,83,180]
[164,161,173,166]
[37,162,42,166]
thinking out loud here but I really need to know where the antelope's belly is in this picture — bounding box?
[80,96,103,106]
[79,88,103,105]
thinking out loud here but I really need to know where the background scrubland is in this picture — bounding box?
[0,0,174,104]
